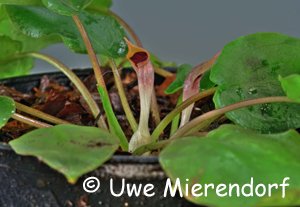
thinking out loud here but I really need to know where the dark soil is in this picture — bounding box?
[0,68,228,152]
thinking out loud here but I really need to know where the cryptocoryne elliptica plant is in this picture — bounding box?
[1,1,300,206]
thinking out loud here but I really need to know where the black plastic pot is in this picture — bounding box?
[0,69,199,207]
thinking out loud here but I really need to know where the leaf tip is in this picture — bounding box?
[66,176,78,185]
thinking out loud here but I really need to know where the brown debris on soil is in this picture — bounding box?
[1,69,222,150]
[0,86,35,103]
[77,195,90,207]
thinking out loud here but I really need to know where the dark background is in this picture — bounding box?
[31,0,300,73]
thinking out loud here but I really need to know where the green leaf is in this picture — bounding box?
[42,0,93,16]
[0,6,5,22]
[99,55,131,68]
[5,5,128,58]
[164,64,193,94]
[159,124,300,207]
[164,64,214,94]
[279,74,300,102]
[0,96,15,129]
[0,13,62,52]
[0,35,34,79]
[87,0,112,11]
[97,85,128,152]
[210,33,300,133]
[0,36,21,60]
[0,0,44,6]
[0,4,61,78]
[9,124,119,183]
[199,68,216,92]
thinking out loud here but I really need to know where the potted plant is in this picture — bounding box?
[1,1,300,207]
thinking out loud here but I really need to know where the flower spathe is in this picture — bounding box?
[124,38,154,154]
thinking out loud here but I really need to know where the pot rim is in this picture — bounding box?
[0,67,177,86]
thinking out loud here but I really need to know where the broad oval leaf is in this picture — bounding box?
[0,4,61,78]
[0,35,34,79]
[0,96,15,129]
[279,74,300,102]
[0,0,44,6]
[0,35,21,60]
[164,64,215,94]
[42,0,93,16]
[5,5,128,58]
[210,33,300,133]
[9,124,120,183]
[160,124,300,207]
[0,12,62,52]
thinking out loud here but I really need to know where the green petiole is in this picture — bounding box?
[97,85,128,152]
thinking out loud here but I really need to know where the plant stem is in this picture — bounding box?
[184,117,221,136]
[151,87,217,142]
[185,131,209,137]
[153,66,173,77]
[117,58,128,70]
[170,96,298,140]
[217,115,228,123]
[133,131,208,155]
[170,92,182,136]
[151,89,161,127]
[12,113,52,128]
[97,85,128,151]
[71,15,107,92]
[15,102,73,125]
[15,52,108,130]
[180,115,227,135]
[133,139,172,156]
[109,59,138,132]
